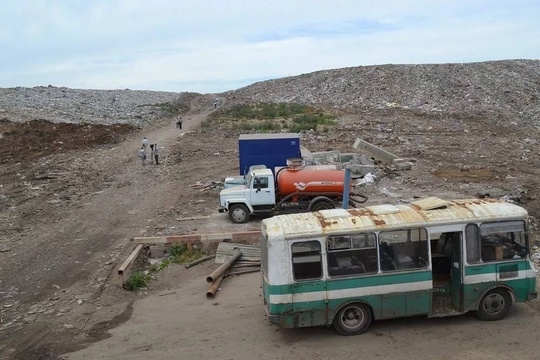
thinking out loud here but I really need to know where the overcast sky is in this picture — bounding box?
[1,0,539,93]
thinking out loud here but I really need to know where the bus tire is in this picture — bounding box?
[333,303,372,336]
[475,289,512,321]
[229,204,250,224]
[308,197,335,212]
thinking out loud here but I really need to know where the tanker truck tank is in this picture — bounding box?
[276,168,346,197]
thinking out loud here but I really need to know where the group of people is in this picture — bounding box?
[138,137,160,165]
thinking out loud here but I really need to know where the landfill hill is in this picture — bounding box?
[224,59,540,123]
[1,59,540,359]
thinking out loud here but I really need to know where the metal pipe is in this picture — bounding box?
[185,255,215,269]
[206,274,224,299]
[225,268,261,277]
[231,263,261,269]
[342,167,351,209]
[206,249,242,283]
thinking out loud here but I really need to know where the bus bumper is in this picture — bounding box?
[528,292,537,301]
[266,313,279,325]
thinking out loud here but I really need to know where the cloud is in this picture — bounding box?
[1,0,539,92]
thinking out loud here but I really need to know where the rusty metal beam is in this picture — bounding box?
[184,255,215,269]
[230,263,261,269]
[225,268,261,277]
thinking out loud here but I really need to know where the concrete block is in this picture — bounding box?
[149,244,166,259]
[353,138,398,164]
[349,164,377,176]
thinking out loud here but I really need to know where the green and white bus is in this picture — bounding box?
[261,197,538,335]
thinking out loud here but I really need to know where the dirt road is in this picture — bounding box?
[0,94,241,359]
[65,263,540,360]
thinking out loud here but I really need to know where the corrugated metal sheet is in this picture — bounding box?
[410,196,449,210]
[366,204,400,215]
[215,242,261,264]
[262,198,529,240]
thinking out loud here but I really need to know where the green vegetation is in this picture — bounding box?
[205,102,337,132]
[154,102,183,115]
[169,244,187,258]
[143,100,189,116]
[174,249,206,264]
[168,243,206,264]
[288,114,335,133]
[149,258,172,272]
[124,243,208,291]
[221,103,313,119]
[124,271,152,291]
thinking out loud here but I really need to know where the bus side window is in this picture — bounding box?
[292,241,322,280]
[327,233,377,277]
[480,221,527,262]
[379,228,429,271]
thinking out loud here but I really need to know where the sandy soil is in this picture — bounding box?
[0,94,539,360]
[66,268,540,360]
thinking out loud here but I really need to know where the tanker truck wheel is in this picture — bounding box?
[308,197,335,212]
[229,204,250,223]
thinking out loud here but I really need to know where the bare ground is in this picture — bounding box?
[0,95,539,359]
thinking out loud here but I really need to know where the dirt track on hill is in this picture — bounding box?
[0,94,246,359]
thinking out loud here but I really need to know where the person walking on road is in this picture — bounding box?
[154,144,160,165]
[142,137,149,149]
[149,144,155,164]
[137,146,147,165]
[176,118,183,129]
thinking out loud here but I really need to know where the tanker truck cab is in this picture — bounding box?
[219,168,277,223]
[219,165,348,224]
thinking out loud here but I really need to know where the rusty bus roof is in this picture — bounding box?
[261,197,528,240]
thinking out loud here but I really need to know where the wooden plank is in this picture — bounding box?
[175,215,218,222]
[132,236,168,244]
[131,231,261,245]
[117,244,144,286]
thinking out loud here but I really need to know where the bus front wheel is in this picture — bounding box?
[333,303,372,336]
[476,289,512,321]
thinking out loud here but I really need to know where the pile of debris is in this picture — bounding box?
[189,180,222,191]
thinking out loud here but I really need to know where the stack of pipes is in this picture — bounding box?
[206,249,242,299]
[226,259,261,276]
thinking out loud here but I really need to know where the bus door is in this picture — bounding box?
[431,230,463,316]
[290,240,328,327]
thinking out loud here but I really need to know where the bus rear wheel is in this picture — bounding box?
[476,289,512,321]
[333,303,372,336]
